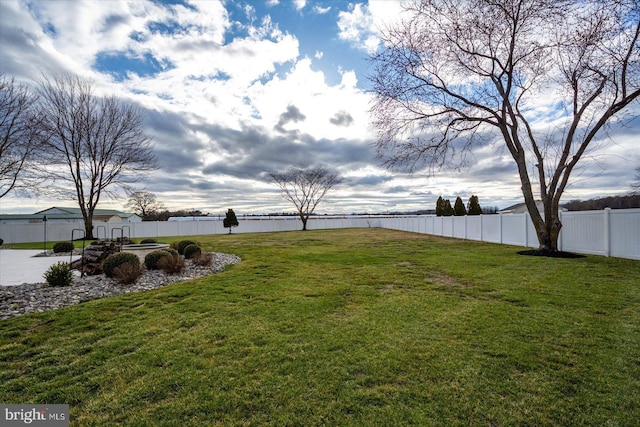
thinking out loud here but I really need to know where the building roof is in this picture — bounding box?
[34,207,133,217]
[0,207,138,221]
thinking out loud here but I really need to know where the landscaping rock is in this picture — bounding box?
[0,252,240,320]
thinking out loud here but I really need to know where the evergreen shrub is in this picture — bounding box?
[144,250,172,270]
[183,244,202,259]
[103,252,140,278]
[53,241,75,253]
[177,240,197,255]
[44,262,73,287]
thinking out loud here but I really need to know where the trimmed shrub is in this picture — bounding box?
[112,262,143,284]
[144,249,172,270]
[177,240,197,255]
[44,262,73,287]
[164,247,179,256]
[183,244,202,259]
[53,241,75,253]
[103,252,140,278]
[140,238,157,244]
[192,252,213,266]
[158,254,185,275]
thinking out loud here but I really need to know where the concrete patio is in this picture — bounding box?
[0,250,80,286]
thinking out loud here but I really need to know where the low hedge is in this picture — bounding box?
[53,241,75,253]
[103,252,140,278]
[183,244,202,259]
[144,250,173,270]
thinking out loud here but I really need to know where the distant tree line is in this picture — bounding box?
[563,195,640,211]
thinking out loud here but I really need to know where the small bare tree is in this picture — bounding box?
[632,166,640,194]
[124,191,165,219]
[270,165,342,231]
[36,73,157,238]
[0,74,43,198]
[370,0,639,252]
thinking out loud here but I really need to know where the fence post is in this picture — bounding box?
[557,211,562,252]
[604,207,611,257]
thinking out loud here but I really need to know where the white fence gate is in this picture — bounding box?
[1,209,638,260]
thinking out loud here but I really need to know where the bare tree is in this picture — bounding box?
[36,73,157,238]
[124,190,165,219]
[632,166,640,194]
[270,165,342,231]
[370,0,639,252]
[0,74,43,198]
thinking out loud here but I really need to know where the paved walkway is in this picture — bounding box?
[0,250,80,286]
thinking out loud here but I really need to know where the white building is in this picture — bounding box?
[0,206,141,224]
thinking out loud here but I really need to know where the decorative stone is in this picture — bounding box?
[0,252,240,320]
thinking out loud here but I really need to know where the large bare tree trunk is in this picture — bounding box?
[370,0,640,253]
[35,73,157,237]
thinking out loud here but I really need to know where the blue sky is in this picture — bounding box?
[0,0,638,215]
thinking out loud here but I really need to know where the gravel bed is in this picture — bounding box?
[0,252,240,320]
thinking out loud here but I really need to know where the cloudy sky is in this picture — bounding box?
[1,0,638,215]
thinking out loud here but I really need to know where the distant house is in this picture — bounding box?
[0,207,141,225]
[499,201,567,215]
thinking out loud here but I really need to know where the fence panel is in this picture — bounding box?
[2,210,638,259]
[560,210,606,256]
[466,216,482,241]
[481,215,502,243]
[609,209,640,260]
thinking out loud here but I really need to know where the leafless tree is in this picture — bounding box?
[370,0,639,252]
[36,73,158,238]
[124,190,165,219]
[632,166,640,194]
[0,74,43,198]
[269,165,342,230]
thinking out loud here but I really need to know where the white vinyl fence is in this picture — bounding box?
[1,209,638,260]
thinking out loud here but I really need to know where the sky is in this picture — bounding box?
[0,0,638,216]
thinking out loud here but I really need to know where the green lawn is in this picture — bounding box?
[1,229,639,426]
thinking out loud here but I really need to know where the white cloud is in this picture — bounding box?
[337,3,379,54]
[313,5,331,14]
[314,50,323,59]
[293,0,307,12]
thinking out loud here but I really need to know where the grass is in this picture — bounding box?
[1,228,639,426]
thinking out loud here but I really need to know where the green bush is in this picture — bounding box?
[183,244,202,259]
[140,238,157,244]
[177,240,197,255]
[144,250,172,270]
[53,241,75,253]
[164,247,178,256]
[103,252,140,278]
[44,262,73,287]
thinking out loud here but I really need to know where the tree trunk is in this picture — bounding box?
[531,200,562,252]
[301,215,308,231]
[83,214,94,240]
